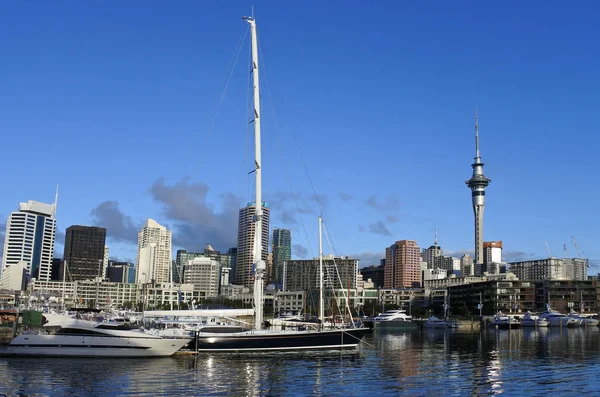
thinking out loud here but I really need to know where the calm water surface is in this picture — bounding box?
[0,327,599,396]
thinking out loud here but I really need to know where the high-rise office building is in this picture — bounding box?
[466,110,491,267]
[283,255,358,292]
[1,200,57,282]
[484,241,502,265]
[422,245,442,270]
[271,228,291,288]
[384,240,421,288]
[183,257,221,297]
[63,225,107,281]
[107,261,135,283]
[235,202,270,288]
[461,254,474,277]
[136,219,172,284]
[359,264,385,288]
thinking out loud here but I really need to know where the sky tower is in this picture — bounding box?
[466,109,491,267]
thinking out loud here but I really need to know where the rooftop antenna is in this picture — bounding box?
[434,227,439,247]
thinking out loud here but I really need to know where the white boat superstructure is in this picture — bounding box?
[539,309,578,327]
[521,312,549,327]
[373,310,413,323]
[6,319,190,357]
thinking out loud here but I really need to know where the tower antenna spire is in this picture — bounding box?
[475,106,480,160]
[434,227,438,247]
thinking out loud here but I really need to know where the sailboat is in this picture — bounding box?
[191,15,368,353]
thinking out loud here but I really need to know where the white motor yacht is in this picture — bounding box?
[538,309,578,327]
[521,312,549,327]
[567,311,600,326]
[372,310,417,329]
[6,318,190,357]
[491,312,521,329]
[423,316,458,329]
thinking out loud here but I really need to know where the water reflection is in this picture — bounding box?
[0,328,599,396]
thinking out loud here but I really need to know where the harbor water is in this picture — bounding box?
[0,327,599,396]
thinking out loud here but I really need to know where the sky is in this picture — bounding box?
[0,1,598,272]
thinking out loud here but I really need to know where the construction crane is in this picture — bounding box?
[563,244,568,258]
[572,236,590,268]
[545,241,553,257]
[571,236,586,258]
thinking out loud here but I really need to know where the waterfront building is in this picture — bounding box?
[384,240,422,288]
[107,261,135,283]
[271,228,291,288]
[447,278,599,316]
[63,225,107,281]
[465,110,491,268]
[220,284,251,298]
[424,275,486,290]
[508,257,588,281]
[535,279,598,314]
[379,288,427,312]
[1,200,57,282]
[273,290,305,316]
[283,255,358,292]
[360,264,385,288]
[27,280,202,309]
[136,219,172,284]
[447,277,536,316]
[235,202,270,288]
[461,254,474,277]
[183,257,221,298]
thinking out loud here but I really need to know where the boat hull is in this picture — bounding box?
[192,328,369,352]
[374,321,417,330]
[492,322,521,329]
[5,334,189,357]
[521,320,549,327]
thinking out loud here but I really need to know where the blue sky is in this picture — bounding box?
[0,1,598,271]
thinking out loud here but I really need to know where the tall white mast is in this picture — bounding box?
[318,217,324,328]
[61,260,67,311]
[244,14,266,330]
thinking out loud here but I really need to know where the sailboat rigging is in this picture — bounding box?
[190,14,368,352]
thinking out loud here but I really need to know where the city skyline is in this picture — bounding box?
[0,2,598,273]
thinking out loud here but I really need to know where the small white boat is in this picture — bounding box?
[567,311,600,327]
[538,309,579,327]
[423,316,458,329]
[491,312,521,329]
[6,319,190,357]
[521,312,549,327]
